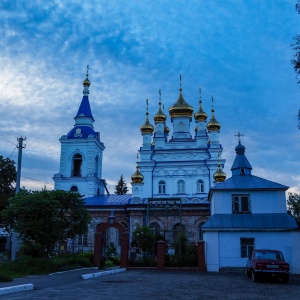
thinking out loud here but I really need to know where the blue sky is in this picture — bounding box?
[0,0,299,194]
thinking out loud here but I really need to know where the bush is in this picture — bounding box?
[0,272,13,282]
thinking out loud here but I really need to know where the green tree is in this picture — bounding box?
[287,193,300,223]
[291,1,300,85]
[1,189,91,257]
[114,175,128,195]
[0,156,17,215]
[131,225,155,255]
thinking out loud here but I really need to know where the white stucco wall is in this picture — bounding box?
[203,231,220,272]
[211,190,287,215]
[205,230,299,273]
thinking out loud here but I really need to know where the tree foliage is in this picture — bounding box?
[1,189,91,257]
[0,156,17,214]
[114,175,128,195]
[291,1,300,84]
[287,193,300,223]
[131,225,155,255]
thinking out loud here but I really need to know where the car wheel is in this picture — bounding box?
[246,268,251,278]
[252,270,258,283]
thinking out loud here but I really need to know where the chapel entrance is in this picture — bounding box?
[94,218,128,268]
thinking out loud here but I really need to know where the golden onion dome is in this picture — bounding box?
[213,164,226,182]
[169,87,194,118]
[194,98,207,122]
[154,105,167,123]
[83,65,91,87]
[207,97,220,131]
[140,99,154,134]
[164,125,170,135]
[83,77,91,87]
[131,165,144,183]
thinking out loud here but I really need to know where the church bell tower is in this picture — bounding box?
[53,67,106,197]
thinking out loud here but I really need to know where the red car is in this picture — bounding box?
[246,249,290,283]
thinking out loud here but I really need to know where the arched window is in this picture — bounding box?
[150,222,161,234]
[158,180,166,194]
[72,154,82,177]
[177,180,185,193]
[198,222,205,240]
[173,223,185,243]
[70,185,78,192]
[197,179,204,193]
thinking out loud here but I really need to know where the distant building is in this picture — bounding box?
[202,141,300,273]
[53,72,226,253]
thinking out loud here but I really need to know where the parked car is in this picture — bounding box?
[246,249,290,283]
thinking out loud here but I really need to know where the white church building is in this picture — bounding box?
[53,71,299,272]
[202,140,300,273]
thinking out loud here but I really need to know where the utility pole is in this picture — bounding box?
[11,136,26,260]
[15,137,26,193]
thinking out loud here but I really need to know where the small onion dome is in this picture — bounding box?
[154,104,167,123]
[213,164,226,182]
[164,125,170,135]
[131,165,144,183]
[235,142,245,154]
[83,77,91,87]
[140,112,154,134]
[194,99,207,121]
[207,108,220,131]
[207,97,220,131]
[169,88,194,118]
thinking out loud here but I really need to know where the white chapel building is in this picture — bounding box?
[202,140,300,273]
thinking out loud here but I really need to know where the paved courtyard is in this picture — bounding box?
[1,269,300,299]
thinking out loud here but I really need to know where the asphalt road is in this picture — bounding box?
[1,268,300,299]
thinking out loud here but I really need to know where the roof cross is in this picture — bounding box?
[235,131,244,143]
[86,65,89,78]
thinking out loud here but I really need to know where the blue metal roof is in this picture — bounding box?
[75,96,94,120]
[67,125,99,139]
[84,194,132,206]
[202,213,298,230]
[212,175,288,191]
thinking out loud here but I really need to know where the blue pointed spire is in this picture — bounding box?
[74,66,95,126]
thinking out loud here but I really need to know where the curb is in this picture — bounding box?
[81,268,126,280]
[0,283,34,296]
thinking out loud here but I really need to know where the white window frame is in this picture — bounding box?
[196,179,204,193]
[177,180,185,194]
[158,180,166,194]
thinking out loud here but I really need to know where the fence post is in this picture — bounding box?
[198,241,206,271]
[157,240,166,271]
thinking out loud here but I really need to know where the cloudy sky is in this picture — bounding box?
[0,0,299,195]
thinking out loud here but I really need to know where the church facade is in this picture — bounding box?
[53,72,226,253]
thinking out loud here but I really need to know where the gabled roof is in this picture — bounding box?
[202,213,298,230]
[75,96,94,121]
[211,174,288,191]
[84,194,132,206]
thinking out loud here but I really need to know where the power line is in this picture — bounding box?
[0,127,22,138]
[0,135,16,145]
[9,146,17,158]
[21,176,54,186]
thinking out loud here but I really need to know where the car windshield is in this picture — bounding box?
[254,251,284,261]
